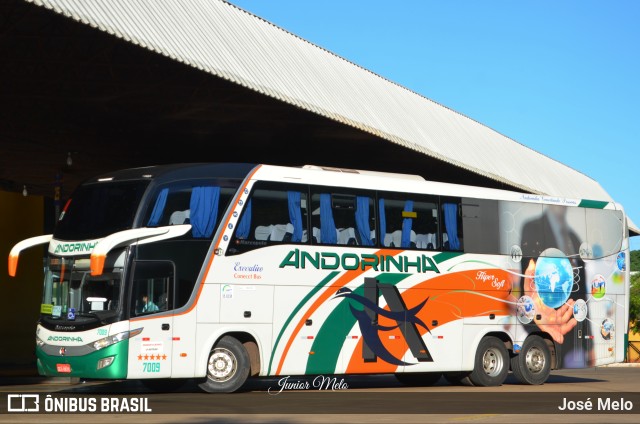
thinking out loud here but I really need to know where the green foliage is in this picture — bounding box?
[631,272,640,335]
[627,250,639,334]
[631,250,640,272]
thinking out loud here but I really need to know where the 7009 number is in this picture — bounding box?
[143,362,161,373]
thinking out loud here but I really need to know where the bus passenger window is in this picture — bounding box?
[227,182,309,254]
[412,197,439,250]
[461,198,499,254]
[311,192,337,245]
[378,194,417,249]
[310,189,375,246]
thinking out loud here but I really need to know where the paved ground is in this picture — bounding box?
[1,363,639,423]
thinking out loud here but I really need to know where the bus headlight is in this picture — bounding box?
[92,328,143,351]
[36,335,45,348]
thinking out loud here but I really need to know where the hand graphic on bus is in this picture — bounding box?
[523,259,577,344]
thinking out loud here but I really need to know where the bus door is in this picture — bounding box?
[127,261,174,378]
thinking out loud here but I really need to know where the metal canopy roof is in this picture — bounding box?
[2,0,636,234]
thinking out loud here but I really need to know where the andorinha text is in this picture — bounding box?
[280,249,441,273]
[53,242,98,254]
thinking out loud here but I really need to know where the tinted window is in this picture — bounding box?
[227,181,309,254]
[310,187,376,246]
[54,181,149,240]
[461,198,498,254]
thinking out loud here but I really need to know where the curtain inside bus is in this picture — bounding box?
[355,196,373,246]
[320,193,337,244]
[379,198,386,246]
[443,202,460,250]
[190,186,220,238]
[288,191,303,242]
[401,200,414,248]
[147,188,169,226]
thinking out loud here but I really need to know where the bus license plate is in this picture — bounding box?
[56,364,71,373]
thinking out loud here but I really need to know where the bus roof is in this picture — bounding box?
[254,164,622,211]
[80,162,621,212]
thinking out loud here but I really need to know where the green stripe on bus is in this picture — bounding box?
[267,271,340,375]
[578,199,609,209]
[433,251,464,264]
[305,273,410,375]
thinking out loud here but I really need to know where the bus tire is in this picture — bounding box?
[510,335,551,385]
[395,372,442,386]
[468,336,509,387]
[198,336,250,393]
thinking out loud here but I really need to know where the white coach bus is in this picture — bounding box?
[8,163,630,392]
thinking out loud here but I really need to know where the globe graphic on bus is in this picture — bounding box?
[534,255,573,309]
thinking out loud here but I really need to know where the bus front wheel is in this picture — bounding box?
[468,336,509,387]
[198,336,250,393]
[510,335,551,385]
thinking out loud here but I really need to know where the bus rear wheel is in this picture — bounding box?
[198,336,250,393]
[468,336,509,387]
[510,335,551,385]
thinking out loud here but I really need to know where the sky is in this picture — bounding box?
[228,0,640,251]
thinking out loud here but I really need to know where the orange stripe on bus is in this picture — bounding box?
[275,249,399,375]
[344,267,517,373]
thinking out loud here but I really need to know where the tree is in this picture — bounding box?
[631,250,640,272]
[631,250,640,335]
[631,272,640,335]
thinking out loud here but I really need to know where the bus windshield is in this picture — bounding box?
[54,180,150,240]
[41,256,123,323]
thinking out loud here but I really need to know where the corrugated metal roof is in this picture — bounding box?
[25,0,637,233]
